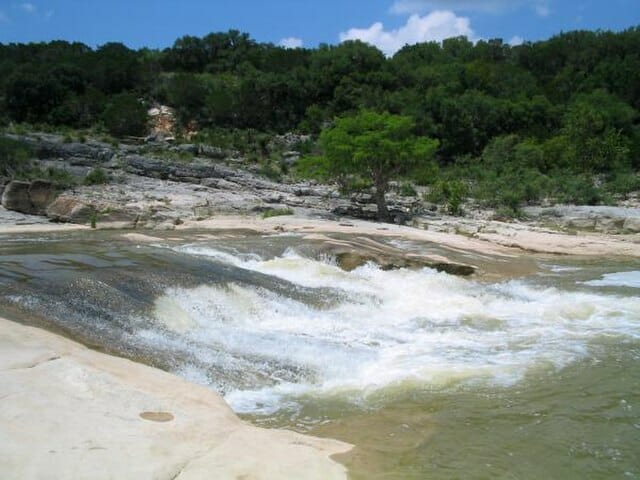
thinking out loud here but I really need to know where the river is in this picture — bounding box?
[1,229,638,479]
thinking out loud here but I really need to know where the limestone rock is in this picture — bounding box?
[29,180,59,213]
[46,197,93,223]
[594,217,624,233]
[567,217,596,230]
[0,318,350,480]
[1,180,58,215]
[334,251,475,276]
[623,217,640,233]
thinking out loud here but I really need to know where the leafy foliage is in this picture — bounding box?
[101,94,148,137]
[1,27,640,209]
[0,138,32,177]
[83,167,110,185]
[318,111,438,220]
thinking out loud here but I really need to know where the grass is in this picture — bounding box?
[83,167,110,185]
[262,208,294,219]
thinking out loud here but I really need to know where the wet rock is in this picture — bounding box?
[1,180,58,215]
[334,251,475,276]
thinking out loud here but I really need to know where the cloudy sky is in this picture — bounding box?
[0,0,638,55]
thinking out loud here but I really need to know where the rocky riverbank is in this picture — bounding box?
[1,132,640,258]
[0,317,351,479]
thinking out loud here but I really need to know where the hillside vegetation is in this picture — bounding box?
[1,28,639,215]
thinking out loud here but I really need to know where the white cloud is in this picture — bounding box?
[279,37,303,49]
[340,11,474,57]
[20,2,37,14]
[509,35,524,46]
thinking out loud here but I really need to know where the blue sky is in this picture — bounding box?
[0,0,638,55]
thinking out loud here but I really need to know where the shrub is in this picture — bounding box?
[0,137,32,177]
[604,171,640,198]
[399,182,418,197]
[83,168,110,185]
[258,162,282,182]
[101,94,148,138]
[554,175,604,205]
[429,179,467,216]
[262,208,293,218]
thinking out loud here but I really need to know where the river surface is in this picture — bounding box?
[1,229,639,479]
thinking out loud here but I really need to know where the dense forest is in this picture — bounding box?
[1,27,639,215]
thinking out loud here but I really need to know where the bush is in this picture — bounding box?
[399,182,417,197]
[101,94,148,137]
[429,179,467,216]
[0,137,32,177]
[604,171,640,198]
[554,175,605,205]
[18,166,76,188]
[83,168,110,185]
[262,208,293,218]
[258,162,282,182]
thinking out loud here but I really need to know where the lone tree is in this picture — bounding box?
[320,110,438,221]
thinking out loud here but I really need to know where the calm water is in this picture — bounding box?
[0,230,638,479]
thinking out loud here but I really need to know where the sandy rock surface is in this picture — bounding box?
[0,318,351,480]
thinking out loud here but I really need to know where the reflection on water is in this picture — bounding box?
[0,230,639,479]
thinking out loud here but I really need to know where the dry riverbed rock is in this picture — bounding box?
[0,318,351,480]
[1,180,58,215]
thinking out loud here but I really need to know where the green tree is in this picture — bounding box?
[320,110,438,221]
[101,93,148,137]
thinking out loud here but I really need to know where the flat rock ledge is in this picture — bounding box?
[0,318,351,480]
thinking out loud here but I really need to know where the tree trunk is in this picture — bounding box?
[374,177,390,222]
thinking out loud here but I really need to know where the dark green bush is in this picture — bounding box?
[399,183,418,197]
[102,94,148,137]
[83,167,110,185]
[429,179,467,216]
[262,208,293,218]
[0,137,32,177]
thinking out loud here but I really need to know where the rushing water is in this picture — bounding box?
[1,230,639,479]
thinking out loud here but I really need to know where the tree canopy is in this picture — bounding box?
[1,27,639,210]
[320,111,438,220]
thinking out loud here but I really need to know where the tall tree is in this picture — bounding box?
[320,111,439,221]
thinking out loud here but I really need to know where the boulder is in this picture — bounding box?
[46,197,94,223]
[1,180,58,215]
[623,217,640,233]
[29,180,59,213]
[334,251,475,276]
[1,181,31,213]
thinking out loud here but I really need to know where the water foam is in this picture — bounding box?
[156,246,640,414]
[583,271,640,288]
